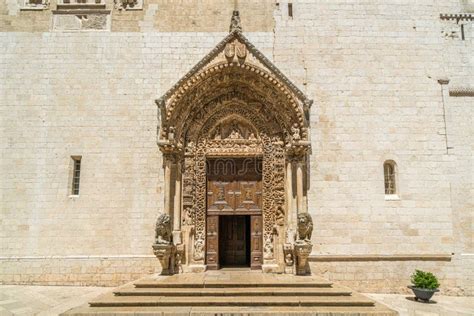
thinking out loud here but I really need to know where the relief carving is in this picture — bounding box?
[297,213,313,243]
[154,213,172,245]
[229,10,242,32]
[114,0,141,10]
[291,123,301,142]
[155,29,313,273]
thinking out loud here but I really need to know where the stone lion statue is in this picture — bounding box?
[297,213,313,243]
[155,213,172,245]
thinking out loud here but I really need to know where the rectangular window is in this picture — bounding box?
[288,3,293,18]
[71,157,81,195]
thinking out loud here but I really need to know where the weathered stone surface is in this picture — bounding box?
[0,0,472,296]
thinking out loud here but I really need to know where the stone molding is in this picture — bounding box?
[440,13,474,22]
[309,254,452,262]
[449,87,474,97]
[156,30,312,113]
[0,255,155,260]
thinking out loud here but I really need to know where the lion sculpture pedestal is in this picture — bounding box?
[152,243,175,275]
[152,213,177,275]
[294,213,313,275]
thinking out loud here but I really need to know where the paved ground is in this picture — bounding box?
[365,293,474,316]
[0,284,472,315]
[0,285,110,316]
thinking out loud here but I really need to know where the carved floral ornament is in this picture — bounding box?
[157,65,311,156]
[155,30,312,265]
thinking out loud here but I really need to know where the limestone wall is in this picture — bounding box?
[1,0,472,294]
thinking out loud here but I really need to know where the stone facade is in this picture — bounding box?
[1,0,472,295]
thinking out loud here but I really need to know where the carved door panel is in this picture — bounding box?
[234,181,262,213]
[206,215,219,270]
[207,181,234,214]
[219,216,247,266]
[250,215,263,269]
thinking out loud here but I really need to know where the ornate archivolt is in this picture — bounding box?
[156,29,312,270]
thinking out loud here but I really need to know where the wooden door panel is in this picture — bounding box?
[206,215,219,270]
[207,181,234,213]
[220,216,234,265]
[206,158,263,269]
[219,216,248,266]
[250,215,263,269]
[233,216,246,265]
[234,181,262,213]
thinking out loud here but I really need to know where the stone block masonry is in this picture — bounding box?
[0,0,472,295]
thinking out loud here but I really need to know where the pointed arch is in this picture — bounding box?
[155,30,312,272]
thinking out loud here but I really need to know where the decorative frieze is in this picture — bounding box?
[440,13,474,22]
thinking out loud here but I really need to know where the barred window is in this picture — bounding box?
[71,157,82,195]
[383,161,397,195]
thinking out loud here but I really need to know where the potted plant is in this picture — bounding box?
[408,269,440,302]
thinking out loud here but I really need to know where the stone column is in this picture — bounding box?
[286,160,294,226]
[296,160,305,213]
[163,155,172,216]
[172,161,182,244]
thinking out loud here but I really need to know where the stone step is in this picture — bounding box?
[64,305,399,315]
[89,293,375,307]
[134,280,333,288]
[114,285,352,296]
[133,273,334,289]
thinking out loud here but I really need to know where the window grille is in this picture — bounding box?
[384,161,396,195]
[72,157,81,195]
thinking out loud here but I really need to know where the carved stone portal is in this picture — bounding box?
[155,24,312,274]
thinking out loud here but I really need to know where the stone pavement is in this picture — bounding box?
[365,293,474,316]
[0,284,472,315]
[0,285,110,316]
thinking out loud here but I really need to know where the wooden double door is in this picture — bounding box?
[206,158,263,270]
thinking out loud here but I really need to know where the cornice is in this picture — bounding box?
[440,13,474,22]
[449,87,474,97]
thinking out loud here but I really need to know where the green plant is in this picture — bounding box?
[410,270,440,290]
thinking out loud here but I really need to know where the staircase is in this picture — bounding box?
[63,271,398,315]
